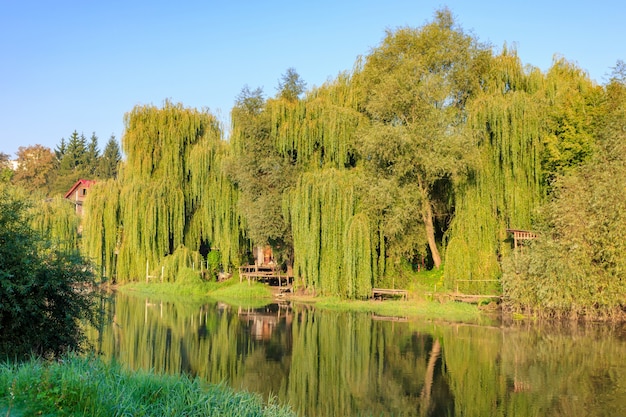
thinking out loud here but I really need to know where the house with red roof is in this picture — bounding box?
[64,179,96,215]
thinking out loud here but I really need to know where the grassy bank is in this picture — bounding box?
[305,296,492,324]
[120,277,275,308]
[116,271,495,324]
[0,354,295,417]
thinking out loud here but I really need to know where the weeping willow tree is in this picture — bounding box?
[269,71,363,170]
[82,101,243,283]
[444,51,602,293]
[30,195,81,253]
[230,70,373,297]
[82,179,121,280]
[443,50,545,291]
[285,169,375,298]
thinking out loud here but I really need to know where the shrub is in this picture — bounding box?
[0,185,96,359]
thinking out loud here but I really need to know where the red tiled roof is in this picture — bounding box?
[63,179,96,199]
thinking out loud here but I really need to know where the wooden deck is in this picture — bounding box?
[372,288,408,300]
[239,265,293,287]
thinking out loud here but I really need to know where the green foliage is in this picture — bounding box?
[501,75,626,318]
[0,354,296,417]
[175,267,203,285]
[277,67,306,101]
[0,153,12,183]
[96,135,122,179]
[541,58,601,187]
[355,8,487,269]
[444,50,545,289]
[154,245,203,283]
[0,184,96,360]
[52,131,90,195]
[206,250,222,281]
[82,179,121,281]
[286,169,374,297]
[30,196,80,253]
[228,86,295,251]
[229,73,365,283]
[83,101,244,283]
[12,145,57,195]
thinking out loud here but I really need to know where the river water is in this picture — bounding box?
[86,291,626,416]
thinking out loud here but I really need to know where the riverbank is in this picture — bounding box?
[0,354,295,417]
[119,275,498,325]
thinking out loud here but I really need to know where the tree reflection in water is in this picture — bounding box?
[86,292,626,417]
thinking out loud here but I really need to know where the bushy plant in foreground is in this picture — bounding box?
[0,354,296,417]
[0,185,96,359]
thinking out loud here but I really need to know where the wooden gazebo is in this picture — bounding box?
[506,229,537,249]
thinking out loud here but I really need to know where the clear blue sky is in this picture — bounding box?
[1,0,623,157]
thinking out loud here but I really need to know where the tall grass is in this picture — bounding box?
[0,354,295,417]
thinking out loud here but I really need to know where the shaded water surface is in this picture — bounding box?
[87,292,626,416]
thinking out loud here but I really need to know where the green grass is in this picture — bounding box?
[0,354,295,417]
[120,278,275,308]
[121,276,274,298]
[119,267,494,324]
[307,296,491,325]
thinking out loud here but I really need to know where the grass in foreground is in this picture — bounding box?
[0,354,295,417]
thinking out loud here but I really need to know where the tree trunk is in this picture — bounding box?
[419,339,441,416]
[422,198,442,268]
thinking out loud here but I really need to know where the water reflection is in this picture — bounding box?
[87,292,626,417]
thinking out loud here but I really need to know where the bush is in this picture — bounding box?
[0,185,96,359]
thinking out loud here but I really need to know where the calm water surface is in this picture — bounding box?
[87,292,626,417]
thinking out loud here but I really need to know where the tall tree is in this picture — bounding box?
[96,135,122,179]
[540,58,602,188]
[53,131,89,195]
[277,67,306,101]
[356,8,487,269]
[12,145,56,194]
[228,85,295,260]
[230,73,370,296]
[83,101,243,282]
[54,138,67,162]
[443,49,545,289]
[501,63,626,318]
[84,132,100,176]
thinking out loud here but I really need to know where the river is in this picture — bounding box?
[86,291,626,416]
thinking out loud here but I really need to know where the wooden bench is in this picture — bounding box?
[372,288,408,300]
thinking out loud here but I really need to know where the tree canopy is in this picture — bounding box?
[15,8,626,316]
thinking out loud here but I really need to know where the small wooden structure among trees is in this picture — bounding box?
[239,245,294,287]
[506,229,537,249]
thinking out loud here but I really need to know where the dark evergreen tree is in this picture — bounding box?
[84,132,100,176]
[96,135,122,179]
[52,131,89,195]
[54,138,67,164]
